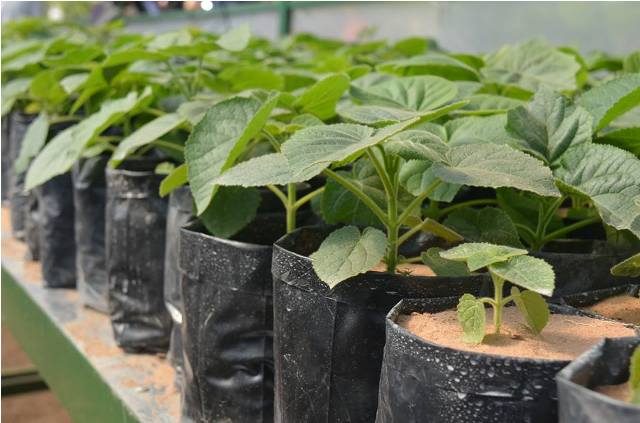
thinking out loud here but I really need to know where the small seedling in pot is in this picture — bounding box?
[439,242,556,344]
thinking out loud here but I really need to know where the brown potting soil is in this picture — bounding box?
[583,295,640,325]
[400,307,636,361]
[371,262,435,277]
[594,381,631,403]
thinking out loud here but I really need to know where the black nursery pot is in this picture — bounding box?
[179,215,287,423]
[8,111,35,240]
[535,239,635,297]
[106,161,171,353]
[556,337,640,423]
[23,192,39,261]
[376,298,595,423]
[560,284,639,325]
[272,226,489,423]
[163,185,193,386]
[2,116,12,203]
[73,155,109,312]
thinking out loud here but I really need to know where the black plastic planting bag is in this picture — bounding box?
[376,298,612,423]
[272,226,490,423]
[8,112,35,240]
[180,216,287,423]
[535,240,635,297]
[163,186,193,384]
[34,172,76,288]
[106,162,171,352]
[24,193,39,261]
[561,284,639,314]
[557,337,640,423]
[2,116,11,203]
[73,155,109,312]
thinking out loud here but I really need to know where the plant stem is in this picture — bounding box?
[294,187,324,209]
[436,198,498,219]
[397,220,425,246]
[323,168,388,226]
[491,273,505,335]
[386,184,399,273]
[540,217,600,245]
[149,140,184,153]
[266,184,288,206]
[397,180,441,225]
[366,148,393,198]
[286,183,297,233]
[401,256,422,264]
[165,60,191,98]
[190,56,204,94]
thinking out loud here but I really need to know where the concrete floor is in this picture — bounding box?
[2,325,73,423]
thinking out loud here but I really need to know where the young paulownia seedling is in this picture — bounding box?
[440,242,556,344]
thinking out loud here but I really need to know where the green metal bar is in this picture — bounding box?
[1,267,139,423]
[278,2,292,36]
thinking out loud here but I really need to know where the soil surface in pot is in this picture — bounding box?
[400,308,635,360]
[371,262,435,277]
[594,382,632,403]
[582,295,640,325]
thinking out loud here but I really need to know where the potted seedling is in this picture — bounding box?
[557,339,640,423]
[214,72,565,421]
[376,242,637,423]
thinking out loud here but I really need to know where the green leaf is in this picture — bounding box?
[102,49,167,67]
[444,207,524,248]
[282,119,418,182]
[421,247,471,277]
[482,40,580,93]
[110,113,186,167]
[159,163,188,198]
[597,127,640,156]
[29,70,67,107]
[489,255,555,296]
[630,346,640,405]
[496,188,564,237]
[506,88,593,164]
[216,24,251,52]
[398,160,461,202]
[15,112,49,174]
[554,143,640,237]
[457,293,486,344]
[214,153,293,187]
[416,218,464,242]
[311,226,387,288]
[60,73,89,94]
[446,114,520,147]
[185,93,279,214]
[25,88,153,190]
[456,94,524,116]
[624,51,640,73]
[511,287,549,334]
[378,53,480,81]
[610,253,640,278]
[384,129,448,162]
[293,73,350,120]
[44,45,103,67]
[199,186,260,238]
[440,242,527,272]
[1,78,31,116]
[220,65,285,91]
[577,74,640,131]
[432,143,561,197]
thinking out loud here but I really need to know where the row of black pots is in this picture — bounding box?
[376,297,638,423]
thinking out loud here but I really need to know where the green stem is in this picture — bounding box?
[149,140,184,153]
[397,220,425,246]
[266,184,288,206]
[144,107,166,117]
[397,180,441,226]
[323,168,388,226]
[165,60,191,98]
[190,56,204,94]
[49,115,82,124]
[491,273,505,335]
[386,188,399,273]
[294,187,324,209]
[541,217,600,244]
[286,183,297,234]
[123,117,131,137]
[401,256,422,264]
[436,198,498,219]
[366,148,393,199]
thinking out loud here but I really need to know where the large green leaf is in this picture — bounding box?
[511,287,549,334]
[444,207,523,247]
[421,247,471,277]
[282,119,418,182]
[446,115,520,147]
[482,40,580,93]
[495,188,564,238]
[60,73,90,94]
[554,143,640,237]
[311,225,387,288]
[596,127,640,156]
[214,153,293,187]
[15,112,48,174]
[220,65,285,91]
[110,113,186,167]
[489,255,555,296]
[25,88,152,190]
[384,129,448,162]
[377,53,481,81]
[457,293,486,344]
[185,93,279,214]
[432,143,561,198]
[293,73,350,120]
[216,24,251,52]
[506,88,593,164]
[456,94,524,116]
[199,186,260,238]
[398,159,461,202]
[29,70,67,107]
[577,73,640,131]
[610,253,640,278]
[1,78,31,116]
[159,163,188,197]
[440,242,527,272]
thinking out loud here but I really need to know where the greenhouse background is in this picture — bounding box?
[2,1,640,423]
